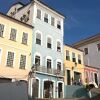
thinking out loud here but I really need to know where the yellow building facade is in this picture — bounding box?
[64,45,85,85]
[0,13,33,82]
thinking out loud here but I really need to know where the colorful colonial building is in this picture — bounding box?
[84,65,99,87]
[0,12,33,82]
[64,45,85,86]
[73,34,100,86]
[7,0,65,98]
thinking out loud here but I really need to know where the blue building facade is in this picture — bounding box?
[31,1,65,98]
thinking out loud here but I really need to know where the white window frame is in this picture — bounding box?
[6,51,15,67]
[56,59,63,70]
[0,23,4,37]
[37,9,41,19]
[44,13,48,23]
[35,30,42,46]
[22,32,28,45]
[10,28,17,41]
[36,32,41,45]
[19,54,27,69]
[57,20,61,29]
[45,56,53,69]
[56,39,62,52]
[51,16,55,26]
[34,52,42,66]
[46,35,53,50]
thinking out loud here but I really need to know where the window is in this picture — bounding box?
[0,49,1,63]
[97,43,100,51]
[66,50,70,60]
[44,13,48,23]
[78,54,81,64]
[47,37,51,49]
[22,32,28,45]
[84,48,88,55]
[37,9,41,19]
[47,59,51,69]
[20,55,26,69]
[57,62,61,71]
[0,24,4,37]
[51,17,55,26]
[35,56,40,66]
[36,33,41,45]
[57,41,61,52]
[57,20,61,29]
[10,28,17,41]
[6,52,14,67]
[72,52,76,62]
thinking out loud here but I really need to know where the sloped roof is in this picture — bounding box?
[73,33,100,48]
[0,12,33,28]
[9,0,65,18]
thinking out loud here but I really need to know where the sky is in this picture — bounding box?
[0,0,100,45]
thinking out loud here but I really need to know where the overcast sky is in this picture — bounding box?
[0,0,100,45]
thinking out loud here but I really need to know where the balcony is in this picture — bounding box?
[34,65,64,76]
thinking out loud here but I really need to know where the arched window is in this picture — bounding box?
[36,33,41,45]
[47,59,51,69]
[35,55,40,66]
[57,41,61,52]
[57,62,61,71]
[47,37,52,49]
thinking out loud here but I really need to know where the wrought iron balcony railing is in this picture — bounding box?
[34,65,64,76]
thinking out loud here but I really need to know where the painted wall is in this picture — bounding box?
[78,41,100,85]
[64,45,85,85]
[7,1,65,98]
[32,2,64,69]
[84,66,99,87]
[78,41,100,68]
[0,14,33,81]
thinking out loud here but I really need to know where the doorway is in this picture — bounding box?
[58,82,63,98]
[94,73,98,86]
[74,72,81,84]
[44,81,53,98]
[32,79,39,98]
[67,70,71,85]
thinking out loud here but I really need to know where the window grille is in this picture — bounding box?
[10,28,17,41]
[20,55,26,69]
[22,32,28,45]
[0,24,4,37]
[6,52,14,67]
